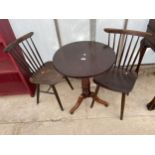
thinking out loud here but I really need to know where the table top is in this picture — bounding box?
[53,41,115,78]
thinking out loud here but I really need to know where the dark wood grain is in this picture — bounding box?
[53,41,115,78]
[4,32,67,111]
[92,28,151,120]
[69,78,109,114]
[53,41,115,114]
[94,69,137,94]
[104,28,152,37]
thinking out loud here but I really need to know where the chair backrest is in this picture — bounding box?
[4,32,44,74]
[104,28,152,73]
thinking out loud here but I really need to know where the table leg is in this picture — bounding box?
[70,95,84,114]
[146,96,155,110]
[93,94,108,107]
[70,78,108,114]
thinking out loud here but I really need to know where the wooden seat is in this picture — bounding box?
[4,32,74,111]
[91,28,152,120]
[94,69,137,94]
[30,61,63,85]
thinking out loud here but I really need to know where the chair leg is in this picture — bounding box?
[120,93,126,120]
[36,84,40,104]
[90,85,100,108]
[52,85,64,111]
[65,77,74,90]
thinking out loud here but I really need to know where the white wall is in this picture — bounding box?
[9,19,59,61]
[58,19,90,45]
[96,19,125,44]
[9,19,155,64]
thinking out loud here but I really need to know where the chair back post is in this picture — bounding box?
[104,28,152,73]
[4,32,44,74]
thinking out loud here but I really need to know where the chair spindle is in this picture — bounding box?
[126,36,140,71]
[30,38,44,66]
[122,35,134,69]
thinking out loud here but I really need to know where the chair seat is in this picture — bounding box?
[94,69,138,94]
[30,61,64,85]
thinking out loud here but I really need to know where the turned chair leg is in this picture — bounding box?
[36,84,40,104]
[65,77,74,90]
[90,85,100,108]
[120,93,126,120]
[52,85,64,111]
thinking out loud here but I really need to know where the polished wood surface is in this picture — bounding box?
[69,78,108,114]
[92,28,151,120]
[94,69,137,94]
[104,28,152,37]
[53,41,115,78]
[30,61,63,85]
[53,41,115,114]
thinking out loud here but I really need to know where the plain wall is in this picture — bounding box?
[9,19,155,64]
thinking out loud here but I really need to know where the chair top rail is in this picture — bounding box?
[104,28,152,38]
[4,32,34,52]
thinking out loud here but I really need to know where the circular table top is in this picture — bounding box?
[53,41,115,78]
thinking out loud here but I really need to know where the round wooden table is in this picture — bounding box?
[53,41,115,114]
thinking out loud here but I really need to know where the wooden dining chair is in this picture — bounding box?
[91,28,152,120]
[4,32,74,111]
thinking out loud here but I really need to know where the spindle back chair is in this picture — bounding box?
[5,32,44,74]
[91,28,152,120]
[5,32,73,111]
[106,28,151,73]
